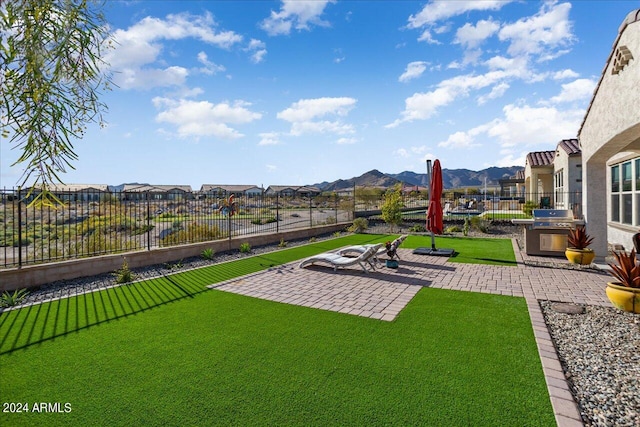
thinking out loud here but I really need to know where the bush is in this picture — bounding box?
[522,201,538,217]
[470,216,490,233]
[445,225,462,233]
[278,238,287,248]
[201,248,215,260]
[239,242,251,253]
[0,288,30,308]
[114,258,135,284]
[324,216,337,224]
[409,224,426,232]
[463,218,470,236]
[348,217,368,233]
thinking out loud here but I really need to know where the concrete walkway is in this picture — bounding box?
[210,239,613,427]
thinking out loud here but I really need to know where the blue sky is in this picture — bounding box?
[2,0,638,189]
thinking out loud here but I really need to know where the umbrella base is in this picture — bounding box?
[413,247,455,257]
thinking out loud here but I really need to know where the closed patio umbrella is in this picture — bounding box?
[414,159,454,256]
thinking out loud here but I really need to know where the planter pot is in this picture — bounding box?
[606,282,640,314]
[386,260,399,269]
[565,248,595,265]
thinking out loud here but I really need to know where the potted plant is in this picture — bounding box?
[606,249,640,313]
[565,225,595,265]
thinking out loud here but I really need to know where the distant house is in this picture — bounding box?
[524,151,555,206]
[265,186,297,197]
[296,186,322,198]
[199,185,263,198]
[121,184,193,201]
[552,139,582,210]
[498,170,525,198]
[26,184,110,202]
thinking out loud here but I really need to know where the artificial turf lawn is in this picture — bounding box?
[1,234,551,426]
[403,234,517,266]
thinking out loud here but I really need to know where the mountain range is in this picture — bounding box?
[315,166,523,191]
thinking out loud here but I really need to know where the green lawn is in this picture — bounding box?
[0,234,552,426]
[403,234,517,266]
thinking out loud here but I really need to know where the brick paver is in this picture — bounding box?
[209,239,613,426]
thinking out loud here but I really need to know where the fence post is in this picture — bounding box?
[17,187,22,268]
[309,196,313,228]
[276,193,280,233]
[146,191,151,251]
[335,193,338,224]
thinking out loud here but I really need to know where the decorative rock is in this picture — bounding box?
[551,302,586,315]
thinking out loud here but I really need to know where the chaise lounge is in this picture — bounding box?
[298,244,382,273]
[336,235,407,263]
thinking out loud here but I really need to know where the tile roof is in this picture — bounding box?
[526,151,555,167]
[557,138,581,156]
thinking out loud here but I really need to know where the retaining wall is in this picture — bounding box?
[0,223,348,291]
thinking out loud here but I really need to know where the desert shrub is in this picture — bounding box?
[445,225,462,233]
[161,224,224,246]
[324,216,337,224]
[251,218,262,225]
[201,248,215,260]
[0,288,30,308]
[463,218,470,236]
[470,216,490,233]
[309,236,317,243]
[332,232,341,238]
[522,201,538,217]
[278,238,287,248]
[409,224,426,232]
[348,217,368,233]
[239,242,251,253]
[114,258,135,284]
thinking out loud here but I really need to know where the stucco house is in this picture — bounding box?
[524,151,555,206]
[121,184,193,201]
[579,9,640,260]
[552,139,582,213]
[199,185,263,198]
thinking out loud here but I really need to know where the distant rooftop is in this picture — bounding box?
[557,138,581,156]
[526,151,555,167]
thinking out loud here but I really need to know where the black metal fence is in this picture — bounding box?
[0,187,582,268]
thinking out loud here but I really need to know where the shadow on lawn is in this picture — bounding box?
[0,273,208,356]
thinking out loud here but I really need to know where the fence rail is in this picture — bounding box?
[0,187,581,268]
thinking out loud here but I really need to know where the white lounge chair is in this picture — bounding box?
[298,244,382,273]
[337,235,407,263]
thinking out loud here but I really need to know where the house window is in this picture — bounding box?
[610,158,640,226]
[554,169,564,206]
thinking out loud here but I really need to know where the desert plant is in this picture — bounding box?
[278,238,287,248]
[348,217,368,233]
[239,242,251,253]
[381,184,403,232]
[470,216,490,233]
[567,226,594,250]
[164,260,184,271]
[445,225,462,233]
[463,218,470,236]
[201,248,215,260]
[332,232,341,238]
[0,288,30,308]
[115,258,135,284]
[409,224,426,232]
[608,249,640,288]
[522,201,538,217]
[309,236,317,243]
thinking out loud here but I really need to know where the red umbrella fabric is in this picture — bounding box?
[426,159,444,235]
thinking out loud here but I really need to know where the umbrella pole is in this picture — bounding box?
[431,230,436,250]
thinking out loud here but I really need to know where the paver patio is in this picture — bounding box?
[209,239,613,427]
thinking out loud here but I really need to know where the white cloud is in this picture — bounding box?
[387,70,512,127]
[106,12,242,89]
[498,2,574,58]
[454,19,500,49]
[336,137,357,145]
[477,82,509,105]
[399,61,429,83]
[196,52,226,75]
[260,0,336,36]
[408,0,512,42]
[153,97,262,139]
[258,132,281,146]
[438,131,481,148]
[266,164,277,172]
[246,39,267,63]
[442,103,583,151]
[552,69,579,80]
[548,78,596,104]
[277,97,357,137]
[408,0,511,28]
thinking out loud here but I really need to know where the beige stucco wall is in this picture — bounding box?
[579,12,640,259]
